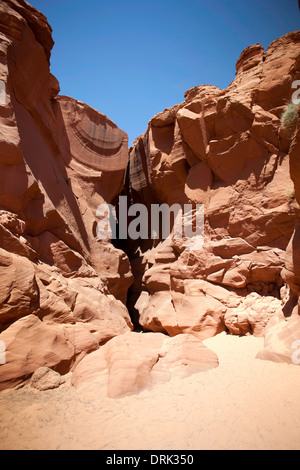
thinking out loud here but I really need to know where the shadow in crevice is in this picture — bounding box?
[282,293,298,317]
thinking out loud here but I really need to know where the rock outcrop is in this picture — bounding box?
[257,105,300,364]
[71,331,219,399]
[0,0,133,390]
[0,0,299,396]
[128,32,300,359]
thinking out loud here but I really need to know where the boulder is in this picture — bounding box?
[29,367,65,391]
[71,332,219,398]
[257,312,300,364]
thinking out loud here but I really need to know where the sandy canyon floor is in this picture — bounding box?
[0,332,299,451]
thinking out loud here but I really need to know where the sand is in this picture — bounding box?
[0,332,299,450]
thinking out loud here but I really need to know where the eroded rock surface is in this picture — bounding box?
[0,1,299,396]
[258,107,300,364]
[128,32,300,354]
[0,0,133,390]
[71,331,219,398]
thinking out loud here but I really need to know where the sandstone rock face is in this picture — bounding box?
[258,107,300,364]
[257,313,300,364]
[128,31,300,347]
[0,1,299,395]
[0,0,133,390]
[71,331,219,398]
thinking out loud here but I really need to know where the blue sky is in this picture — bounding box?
[29,0,299,145]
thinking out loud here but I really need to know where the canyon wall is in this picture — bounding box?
[127,31,300,358]
[0,0,133,390]
[0,0,299,394]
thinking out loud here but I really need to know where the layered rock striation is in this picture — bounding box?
[0,0,133,390]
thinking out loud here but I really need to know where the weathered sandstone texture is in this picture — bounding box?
[29,366,65,391]
[257,105,300,363]
[0,0,299,396]
[0,0,133,390]
[127,32,300,363]
[71,331,219,399]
